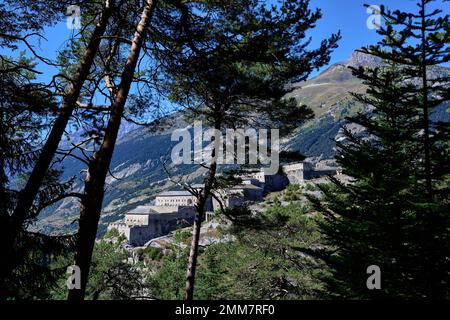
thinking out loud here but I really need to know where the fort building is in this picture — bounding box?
[212,182,264,211]
[109,161,320,246]
[155,191,197,207]
[282,161,314,185]
[107,205,196,246]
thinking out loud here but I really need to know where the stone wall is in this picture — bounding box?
[109,206,197,246]
[282,162,314,185]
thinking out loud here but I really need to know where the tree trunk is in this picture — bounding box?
[1,0,113,284]
[184,162,217,301]
[420,0,432,200]
[67,0,156,301]
[419,0,440,299]
[185,122,220,300]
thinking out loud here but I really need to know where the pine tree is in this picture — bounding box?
[10,0,115,261]
[67,0,159,301]
[0,53,75,299]
[0,1,99,298]
[309,0,450,299]
[62,0,226,300]
[0,1,116,295]
[156,0,340,300]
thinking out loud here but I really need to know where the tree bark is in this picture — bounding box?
[184,162,217,301]
[419,0,440,299]
[420,0,432,201]
[1,0,114,283]
[185,122,220,301]
[67,0,157,301]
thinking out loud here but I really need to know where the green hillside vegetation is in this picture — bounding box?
[147,202,329,300]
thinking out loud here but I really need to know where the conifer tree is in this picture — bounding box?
[60,0,218,300]
[309,0,450,299]
[0,1,92,298]
[10,0,114,257]
[67,0,159,301]
[0,55,71,298]
[156,0,340,300]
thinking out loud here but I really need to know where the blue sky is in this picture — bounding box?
[5,0,450,82]
[308,0,449,75]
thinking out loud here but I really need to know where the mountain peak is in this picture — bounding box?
[345,50,382,68]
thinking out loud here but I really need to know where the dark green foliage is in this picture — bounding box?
[0,1,99,298]
[103,228,120,239]
[0,54,76,299]
[154,0,340,299]
[157,0,340,132]
[288,116,344,158]
[284,184,301,201]
[138,246,164,261]
[309,0,450,299]
[51,241,145,300]
[149,203,328,300]
[214,203,328,299]
[147,249,189,300]
[304,183,316,192]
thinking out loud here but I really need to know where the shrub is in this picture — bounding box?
[103,228,120,239]
[142,246,164,261]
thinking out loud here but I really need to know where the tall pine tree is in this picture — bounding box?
[156,0,340,300]
[310,0,450,299]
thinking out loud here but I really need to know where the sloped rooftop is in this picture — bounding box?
[232,183,263,190]
[156,190,193,197]
[127,205,181,215]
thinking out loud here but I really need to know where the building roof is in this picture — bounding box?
[127,205,181,215]
[156,190,193,197]
[231,183,263,191]
[282,161,313,170]
[127,206,152,214]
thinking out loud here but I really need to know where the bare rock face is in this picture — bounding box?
[345,50,382,68]
[345,49,450,79]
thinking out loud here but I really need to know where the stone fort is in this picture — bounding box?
[108,161,323,245]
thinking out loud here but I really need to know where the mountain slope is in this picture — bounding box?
[34,50,450,234]
[286,50,450,158]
